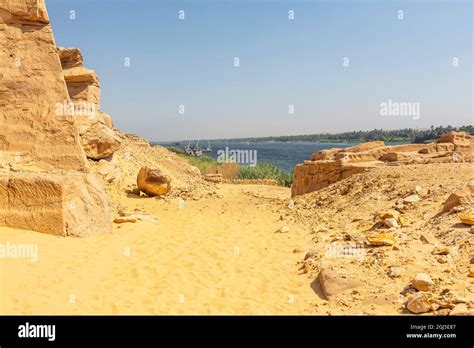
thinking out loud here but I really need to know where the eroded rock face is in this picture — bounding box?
[77,117,122,160]
[437,131,473,153]
[0,0,49,23]
[0,168,112,237]
[0,0,112,236]
[291,160,367,196]
[292,132,474,197]
[59,47,101,112]
[58,47,122,160]
[0,1,89,172]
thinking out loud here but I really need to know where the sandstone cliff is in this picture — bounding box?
[58,47,122,160]
[0,0,88,171]
[0,0,112,236]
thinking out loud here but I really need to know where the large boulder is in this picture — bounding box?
[0,169,112,237]
[442,180,474,212]
[137,166,171,197]
[318,267,364,299]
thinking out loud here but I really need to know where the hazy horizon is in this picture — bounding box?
[48,0,473,142]
[153,124,472,143]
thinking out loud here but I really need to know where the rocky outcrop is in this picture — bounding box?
[292,160,368,196]
[77,118,123,160]
[0,168,112,236]
[58,47,101,112]
[0,0,88,172]
[437,131,473,153]
[0,0,49,24]
[89,134,209,199]
[0,0,112,236]
[58,47,122,160]
[292,132,474,197]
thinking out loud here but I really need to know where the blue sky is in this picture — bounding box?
[47,0,473,141]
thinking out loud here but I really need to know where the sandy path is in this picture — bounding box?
[0,184,319,314]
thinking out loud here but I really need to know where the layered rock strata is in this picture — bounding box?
[0,0,112,236]
[58,47,122,160]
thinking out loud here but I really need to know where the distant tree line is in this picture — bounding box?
[216,125,473,144]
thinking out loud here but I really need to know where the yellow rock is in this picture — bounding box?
[459,213,474,225]
[407,293,431,314]
[137,166,171,197]
[432,247,450,255]
[367,233,396,246]
[468,266,474,278]
[399,215,408,226]
[377,210,401,222]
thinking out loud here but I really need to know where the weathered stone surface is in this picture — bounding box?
[387,266,405,278]
[437,131,473,153]
[468,266,474,278]
[383,218,399,228]
[113,213,157,224]
[449,303,473,316]
[403,194,421,204]
[0,169,112,236]
[0,0,49,23]
[377,209,402,222]
[58,47,83,69]
[78,120,122,160]
[137,166,171,197]
[367,233,396,246]
[0,0,112,236]
[318,267,364,299]
[407,293,431,314]
[344,141,385,153]
[0,1,89,172]
[59,47,100,111]
[292,132,474,197]
[203,173,223,183]
[291,160,367,196]
[411,273,434,292]
[58,47,122,159]
[442,180,474,212]
[459,213,474,225]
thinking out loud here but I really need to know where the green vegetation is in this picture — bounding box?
[167,147,293,187]
[186,155,221,174]
[167,147,222,173]
[239,163,293,187]
[212,125,473,144]
[412,125,474,143]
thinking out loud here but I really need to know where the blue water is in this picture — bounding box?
[155,141,357,171]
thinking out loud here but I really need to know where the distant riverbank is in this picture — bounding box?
[154,141,408,171]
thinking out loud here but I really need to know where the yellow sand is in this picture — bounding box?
[0,184,319,315]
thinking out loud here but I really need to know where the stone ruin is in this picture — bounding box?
[292,131,474,197]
